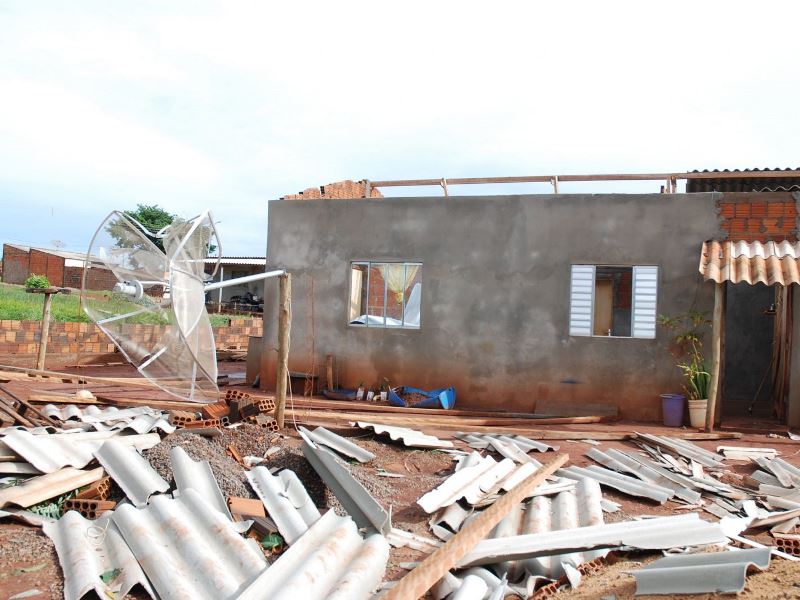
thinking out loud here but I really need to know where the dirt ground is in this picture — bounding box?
[2,361,800,598]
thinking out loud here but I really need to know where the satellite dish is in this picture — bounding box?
[82,210,284,402]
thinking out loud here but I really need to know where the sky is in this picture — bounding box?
[1,1,799,256]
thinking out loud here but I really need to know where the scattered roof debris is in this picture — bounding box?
[1,364,799,598]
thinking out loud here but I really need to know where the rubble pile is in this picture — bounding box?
[0,386,799,599]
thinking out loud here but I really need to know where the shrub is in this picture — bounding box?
[24,274,51,289]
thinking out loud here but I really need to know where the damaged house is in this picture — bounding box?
[254,172,800,426]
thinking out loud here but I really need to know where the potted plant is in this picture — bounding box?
[658,309,711,428]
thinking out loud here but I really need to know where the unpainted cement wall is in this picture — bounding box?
[261,193,724,421]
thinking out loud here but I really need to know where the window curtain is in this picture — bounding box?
[380,264,419,304]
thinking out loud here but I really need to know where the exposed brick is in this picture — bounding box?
[734,204,750,217]
[283,180,384,200]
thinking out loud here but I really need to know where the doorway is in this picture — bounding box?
[722,283,776,418]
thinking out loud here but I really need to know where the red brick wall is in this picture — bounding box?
[283,180,384,200]
[2,244,30,285]
[717,195,799,242]
[28,249,64,286]
[0,318,263,356]
[63,266,118,290]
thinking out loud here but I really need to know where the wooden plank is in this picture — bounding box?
[325,355,334,391]
[274,273,291,429]
[268,395,612,421]
[287,408,603,428]
[0,366,154,388]
[706,282,726,431]
[0,384,51,423]
[293,414,742,441]
[383,453,569,599]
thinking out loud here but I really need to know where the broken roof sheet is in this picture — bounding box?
[238,509,389,600]
[418,453,543,513]
[0,467,104,508]
[0,430,160,473]
[630,547,771,595]
[44,510,154,600]
[301,439,391,535]
[93,439,169,507]
[355,421,454,448]
[113,487,268,600]
[246,466,321,544]
[456,432,557,453]
[171,445,230,518]
[299,425,375,463]
[457,513,728,568]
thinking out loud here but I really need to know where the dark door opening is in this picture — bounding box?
[722,283,776,418]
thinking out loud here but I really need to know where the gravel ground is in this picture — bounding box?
[142,432,254,499]
[213,423,275,458]
[0,525,64,599]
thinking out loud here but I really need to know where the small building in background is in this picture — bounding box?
[0,244,116,290]
[203,257,268,313]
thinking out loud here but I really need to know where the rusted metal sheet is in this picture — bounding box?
[44,510,154,600]
[699,240,800,286]
[113,488,268,600]
[239,509,389,600]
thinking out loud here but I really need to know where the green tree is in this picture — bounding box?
[107,204,217,255]
[123,204,176,253]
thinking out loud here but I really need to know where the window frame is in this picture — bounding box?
[569,263,658,340]
[347,260,423,330]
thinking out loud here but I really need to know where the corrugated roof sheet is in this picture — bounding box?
[700,240,800,286]
[687,168,800,192]
[355,421,454,449]
[93,439,169,507]
[171,445,230,518]
[245,466,321,544]
[0,430,161,473]
[629,547,771,595]
[112,488,268,600]
[44,510,154,600]
[238,509,389,600]
[457,513,728,568]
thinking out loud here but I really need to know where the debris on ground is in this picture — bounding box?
[1,365,800,599]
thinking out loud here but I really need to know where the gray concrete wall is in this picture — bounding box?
[260,193,723,421]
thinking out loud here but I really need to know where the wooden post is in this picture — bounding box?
[706,282,726,431]
[274,273,291,429]
[326,354,334,391]
[36,292,54,371]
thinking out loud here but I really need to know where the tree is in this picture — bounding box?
[122,204,176,253]
[107,203,216,255]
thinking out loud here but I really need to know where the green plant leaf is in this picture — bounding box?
[260,533,284,550]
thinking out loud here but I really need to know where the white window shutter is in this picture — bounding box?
[632,266,658,338]
[569,265,595,336]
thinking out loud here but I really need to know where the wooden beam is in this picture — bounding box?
[383,453,569,600]
[274,273,291,429]
[0,366,155,387]
[706,282,726,431]
[35,292,54,371]
[369,170,800,189]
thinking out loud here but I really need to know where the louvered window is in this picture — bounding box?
[569,265,658,339]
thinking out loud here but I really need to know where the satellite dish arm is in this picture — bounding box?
[203,269,286,292]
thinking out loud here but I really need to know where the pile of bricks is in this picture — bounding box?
[75,476,111,501]
[282,180,384,200]
[63,498,116,520]
[166,389,279,432]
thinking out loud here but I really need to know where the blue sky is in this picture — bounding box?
[1,1,798,256]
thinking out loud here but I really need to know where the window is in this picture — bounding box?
[569,264,658,338]
[348,262,422,328]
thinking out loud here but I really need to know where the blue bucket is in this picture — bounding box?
[660,393,686,427]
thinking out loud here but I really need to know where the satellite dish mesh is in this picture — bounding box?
[82,211,218,402]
